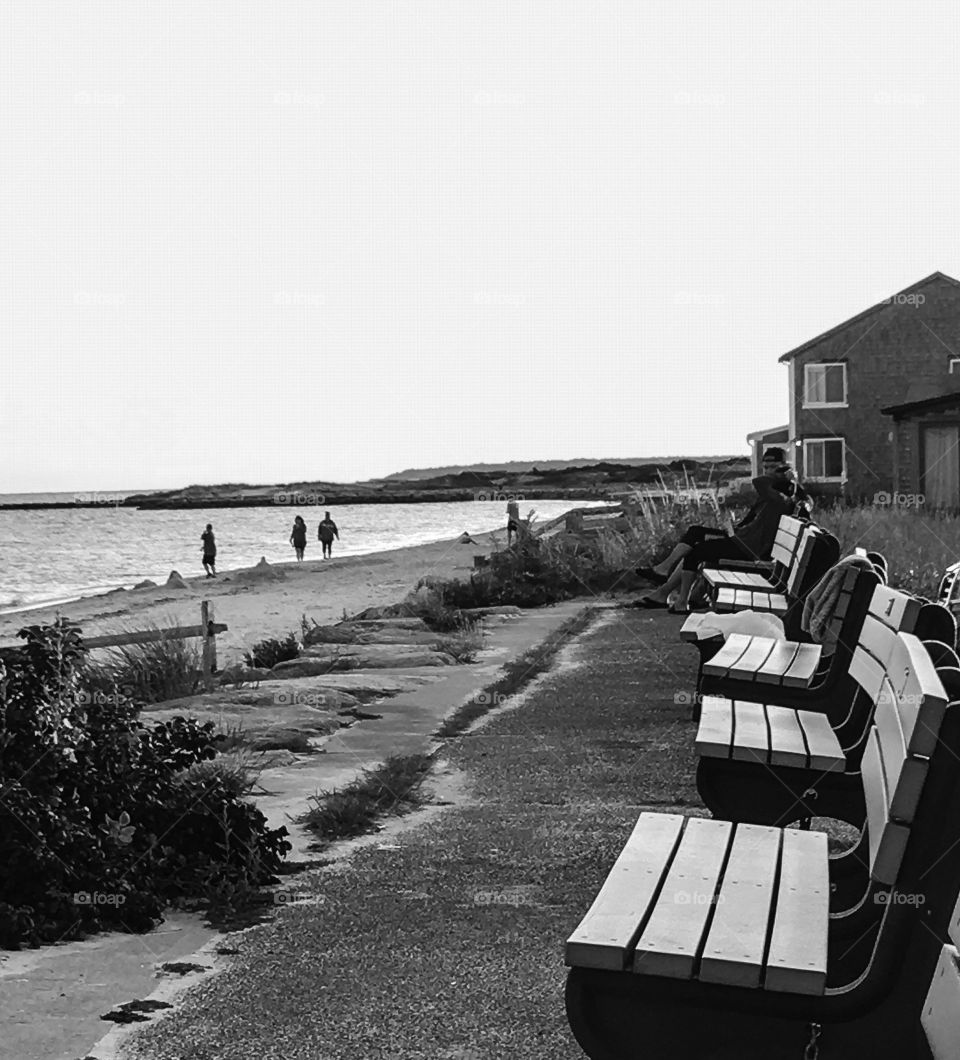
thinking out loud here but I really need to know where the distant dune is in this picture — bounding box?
[380,456,745,481]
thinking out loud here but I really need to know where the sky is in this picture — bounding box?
[2,0,960,492]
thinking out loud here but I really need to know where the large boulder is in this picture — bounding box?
[347,617,432,631]
[165,570,188,589]
[302,624,370,646]
[274,647,456,674]
[218,665,272,685]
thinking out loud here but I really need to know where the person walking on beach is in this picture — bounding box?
[317,512,340,558]
[290,515,307,561]
[506,497,521,545]
[201,524,217,577]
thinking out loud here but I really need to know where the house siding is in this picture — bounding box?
[788,275,960,502]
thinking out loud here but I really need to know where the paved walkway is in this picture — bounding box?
[110,606,700,1060]
[0,601,600,1060]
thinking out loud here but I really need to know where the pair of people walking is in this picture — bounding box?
[290,511,340,561]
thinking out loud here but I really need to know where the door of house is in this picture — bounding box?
[922,425,960,509]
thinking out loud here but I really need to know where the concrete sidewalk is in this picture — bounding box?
[110,605,700,1060]
[0,600,600,1060]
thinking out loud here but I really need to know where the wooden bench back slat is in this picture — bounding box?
[857,614,901,669]
[869,584,922,633]
[564,813,685,971]
[861,726,910,885]
[848,646,887,703]
[897,632,949,758]
[873,676,929,823]
[950,888,960,951]
[784,528,817,597]
[922,945,960,1059]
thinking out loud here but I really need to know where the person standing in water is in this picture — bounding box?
[201,523,217,577]
[317,511,340,558]
[506,497,521,545]
[290,515,307,561]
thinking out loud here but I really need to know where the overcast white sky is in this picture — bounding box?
[2,0,959,491]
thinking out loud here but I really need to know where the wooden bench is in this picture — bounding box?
[677,566,883,721]
[704,515,807,585]
[705,527,840,631]
[693,577,921,714]
[694,620,948,830]
[565,648,960,1059]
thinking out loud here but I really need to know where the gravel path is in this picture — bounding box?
[118,606,700,1060]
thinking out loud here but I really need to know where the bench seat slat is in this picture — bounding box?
[564,814,684,971]
[726,637,779,681]
[794,711,845,772]
[764,705,810,768]
[781,644,822,688]
[694,697,734,758]
[922,945,960,1060]
[731,702,769,763]
[633,818,733,979]
[701,634,756,679]
[755,640,802,685]
[765,829,829,995]
[699,824,781,988]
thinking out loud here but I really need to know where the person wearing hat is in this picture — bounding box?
[637,447,788,585]
[635,463,797,613]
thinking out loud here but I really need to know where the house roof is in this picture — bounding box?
[881,388,960,419]
[746,425,788,443]
[778,271,960,363]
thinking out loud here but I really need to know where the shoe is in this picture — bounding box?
[636,566,668,585]
[669,604,690,615]
[632,596,669,609]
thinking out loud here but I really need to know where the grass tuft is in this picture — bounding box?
[301,753,434,846]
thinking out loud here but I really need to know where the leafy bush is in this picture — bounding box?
[0,620,290,949]
[243,632,300,671]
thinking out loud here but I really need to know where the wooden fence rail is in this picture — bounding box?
[0,601,227,691]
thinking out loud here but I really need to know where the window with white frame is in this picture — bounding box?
[803,437,846,481]
[802,362,847,407]
[949,358,960,374]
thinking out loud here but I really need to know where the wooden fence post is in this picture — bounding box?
[201,600,216,691]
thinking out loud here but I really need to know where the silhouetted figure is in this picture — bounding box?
[201,524,217,577]
[318,511,340,558]
[290,515,307,561]
[506,498,521,545]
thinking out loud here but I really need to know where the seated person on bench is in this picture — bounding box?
[635,445,809,585]
[636,465,797,614]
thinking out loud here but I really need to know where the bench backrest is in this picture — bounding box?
[769,515,807,571]
[854,629,948,885]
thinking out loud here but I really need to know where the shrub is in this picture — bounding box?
[0,620,290,949]
[817,504,960,598]
[243,632,300,670]
[86,622,201,704]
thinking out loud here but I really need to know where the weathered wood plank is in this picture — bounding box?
[699,824,781,988]
[922,945,960,1060]
[565,814,685,971]
[754,640,802,685]
[862,727,910,886]
[695,697,735,759]
[633,818,733,980]
[765,705,809,768]
[796,711,844,772]
[731,701,769,764]
[782,644,822,688]
[765,829,829,995]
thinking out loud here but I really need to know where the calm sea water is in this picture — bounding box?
[0,497,599,612]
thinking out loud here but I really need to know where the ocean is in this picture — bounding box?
[0,497,601,613]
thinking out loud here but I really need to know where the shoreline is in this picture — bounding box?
[0,531,501,665]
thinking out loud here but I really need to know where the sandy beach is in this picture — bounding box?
[0,532,498,666]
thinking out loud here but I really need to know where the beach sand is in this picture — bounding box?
[0,532,498,666]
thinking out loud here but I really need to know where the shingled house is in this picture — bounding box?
[777,271,960,507]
